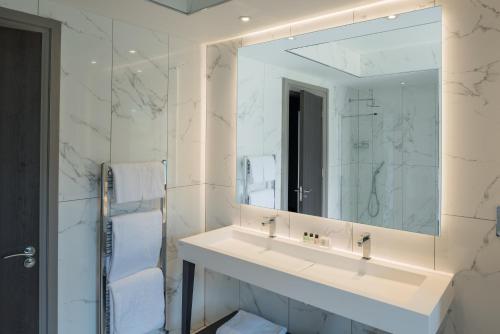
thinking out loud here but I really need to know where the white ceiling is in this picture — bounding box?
[51,0,373,43]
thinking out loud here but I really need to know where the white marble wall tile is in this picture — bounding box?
[0,0,37,14]
[291,10,354,37]
[204,185,241,326]
[204,269,240,325]
[205,184,240,231]
[403,165,439,235]
[58,198,99,334]
[439,0,500,222]
[167,36,202,188]
[290,212,352,250]
[352,222,434,268]
[241,25,290,47]
[341,163,358,223]
[289,300,352,334]
[111,20,169,163]
[436,215,500,334]
[352,0,435,23]
[241,205,290,237]
[239,283,289,328]
[328,164,342,218]
[166,185,205,332]
[40,2,112,201]
[402,82,439,167]
[372,85,403,167]
[370,163,403,231]
[356,163,374,226]
[206,40,241,187]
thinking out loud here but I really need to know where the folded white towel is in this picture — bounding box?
[248,189,275,208]
[216,310,287,334]
[111,162,165,204]
[247,156,275,184]
[108,210,162,282]
[109,268,165,334]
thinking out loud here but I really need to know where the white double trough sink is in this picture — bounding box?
[179,226,453,334]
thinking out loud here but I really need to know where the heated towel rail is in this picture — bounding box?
[97,161,168,334]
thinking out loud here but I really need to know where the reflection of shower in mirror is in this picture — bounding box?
[236,6,441,235]
[348,89,381,108]
[368,161,385,218]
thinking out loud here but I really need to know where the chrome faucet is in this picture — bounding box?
[261,216,277,238]
[357,233,371,260]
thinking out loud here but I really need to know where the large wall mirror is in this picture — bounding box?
[236,7,442,235]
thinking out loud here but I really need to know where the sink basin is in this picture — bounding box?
[179,226,453,334]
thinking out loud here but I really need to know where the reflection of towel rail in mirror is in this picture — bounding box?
[243,155,276,208]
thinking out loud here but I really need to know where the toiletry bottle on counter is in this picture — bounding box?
[309,233,314,243]
[303,232,309,243]
[314,234,319,245]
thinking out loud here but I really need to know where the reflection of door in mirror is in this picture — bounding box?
[285,84,326,217]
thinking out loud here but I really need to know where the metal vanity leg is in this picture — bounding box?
[182,260,195,334]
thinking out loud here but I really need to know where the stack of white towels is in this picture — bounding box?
[246,156,276,208]
[107,162,166,334]
[216,310,287,334]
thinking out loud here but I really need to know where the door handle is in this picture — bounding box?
[2,246,36,269]
[2,246,36,259]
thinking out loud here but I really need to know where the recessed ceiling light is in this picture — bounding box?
[239,16,251,22]
[400,81,406,85]
[91,60,97,64]
[387,14,397,20]
[137,69,143,73]
[128,50,137,54]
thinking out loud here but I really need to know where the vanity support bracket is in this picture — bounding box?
[182,260,195,334]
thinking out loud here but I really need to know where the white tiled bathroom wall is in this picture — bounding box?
[205,0,500,332]
[0,0,205,332]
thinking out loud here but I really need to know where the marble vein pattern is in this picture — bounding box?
[205,184,241,231]
[439,0,500,222]
[111,20,169,163]
[289,300,352,334]
[436,215,500,334]
[40,1,112,201]
[204,184,241,323]
[167,36,202,188]
[206,40,241,187]
[239,283,289,328]
[0,0,37,14]
[58,199,99,334]
[204,269,240,325]
[166,185,205,332]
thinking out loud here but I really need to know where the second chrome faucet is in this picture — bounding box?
[261,216,277,238]
[357,233,371,260]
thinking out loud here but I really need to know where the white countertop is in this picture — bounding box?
[179,225,454,334]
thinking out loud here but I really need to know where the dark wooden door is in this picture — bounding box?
[0,25,43,334]
[299,90,323,216]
